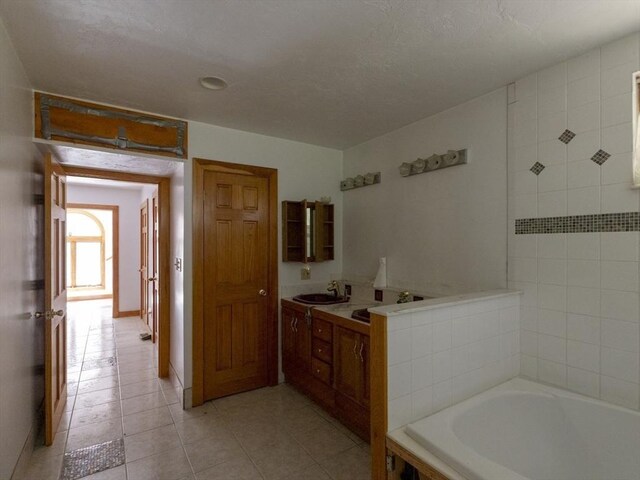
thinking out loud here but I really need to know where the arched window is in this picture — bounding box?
[66,210,105,289]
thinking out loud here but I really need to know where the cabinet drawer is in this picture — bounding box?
[312,318,332,342]
[312,338,332,364]
[311,357,331,385]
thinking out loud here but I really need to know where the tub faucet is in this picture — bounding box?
[327,280,341,297]
[397,291,411,303]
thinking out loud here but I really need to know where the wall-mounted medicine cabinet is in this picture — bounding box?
[282,200,334,262]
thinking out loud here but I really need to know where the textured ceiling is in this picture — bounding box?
[2,0,640,149]
[66,176,148,190]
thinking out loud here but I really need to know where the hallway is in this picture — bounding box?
[17,301,371,480]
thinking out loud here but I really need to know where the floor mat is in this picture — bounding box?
[60,438,125,480]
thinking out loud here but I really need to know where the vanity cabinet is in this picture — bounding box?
[282,200,334,262]
[281,299,370,441]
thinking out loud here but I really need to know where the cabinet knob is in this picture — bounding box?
[258,289,267,296]
[316,369,320,374]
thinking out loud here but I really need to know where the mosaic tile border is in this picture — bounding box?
[61,438,125,480]
[516,212,640,234]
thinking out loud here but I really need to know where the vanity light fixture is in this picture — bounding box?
[199,76,228,90]
[399,149,467,177]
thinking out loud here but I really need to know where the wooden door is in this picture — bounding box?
[202,171,270,399]
[44,154,68,446]
[151,190,159,342]
[334,326,361,402]
[139,200,149,325]
[282,307,296,374]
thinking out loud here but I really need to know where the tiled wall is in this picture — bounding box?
[386,293,520,431]
[508,33,640,410]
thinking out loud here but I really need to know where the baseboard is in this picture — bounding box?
[10,402,43,479]
[114,309,140,318]
[167,362,187,408]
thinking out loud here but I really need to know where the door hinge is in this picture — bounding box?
[386,455,395,472]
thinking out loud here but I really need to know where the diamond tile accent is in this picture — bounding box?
[558,129,576,144]
[61,438,125,480]
[530,162,545,175]
[591,149,611,165]
[516,212,640,234]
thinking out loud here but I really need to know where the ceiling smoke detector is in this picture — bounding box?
[199,76,228,90]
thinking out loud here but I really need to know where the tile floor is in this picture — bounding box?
[17,300,371,480]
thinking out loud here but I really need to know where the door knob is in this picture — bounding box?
[148,277,158,282]
[258,289,267,296]
[34,309,64,319]
[52,309,64,317]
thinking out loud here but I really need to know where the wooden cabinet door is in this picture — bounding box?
[282,307,296,373]
[334,326,361,402]
[360,335,370,408]
[294,312,311,372]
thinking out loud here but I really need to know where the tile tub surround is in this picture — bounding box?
[508,33,640,410]
[372,290,521,431]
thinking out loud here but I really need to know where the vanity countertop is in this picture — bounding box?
[282,296,382,323]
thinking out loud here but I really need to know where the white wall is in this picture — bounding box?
[169,166,185,387]
[509,33,640,410]
[67,184,143,313]
[0,18,43,479]
[182,121,344,391]
[343,88,508,297]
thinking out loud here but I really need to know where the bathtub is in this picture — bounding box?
[404,378,640,480]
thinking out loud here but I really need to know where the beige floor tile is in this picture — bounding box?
[121,390,167,416]
[119,367,157,386]
[71,401,122,429]
[75,387,120,409]
[57,409,72,432]
[77,374,119,394]
[120,379,161,399]
[125,446,193,480]
[249,439,315,480]
[168,401,216,423]
[66,417,123,452]
[82,465,127,479]
[292,422,356,462]
[118,359,156,374]
[194,453,262,480]
[124,423,183,462]
[174,414,231,445]
[123,405,173,435]
[319,446,371,480]
[13,453,63,480]
[282,464,332,480]
[272,405,331,434]
[80,365,119,381]
[183,430,245,472]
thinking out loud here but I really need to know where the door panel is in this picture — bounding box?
[203,171,270,400]
[333,326,360,402]
[140,200,148,324]
[44,154,67,446]
[151,190,159,342]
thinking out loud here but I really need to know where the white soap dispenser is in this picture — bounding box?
[373,257,387,289]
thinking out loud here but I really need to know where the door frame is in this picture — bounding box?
[192,158,278,406]
[140,199,149,326]
[66,203,120,317]
[61,165,172,377]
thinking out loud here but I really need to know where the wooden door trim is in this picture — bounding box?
[67,203,119,318]
[61,165,171,377]
[192,158,279,406]
[370,313,388,480]
[140,199,149,325]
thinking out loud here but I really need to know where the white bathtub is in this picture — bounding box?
[405,378,640,480]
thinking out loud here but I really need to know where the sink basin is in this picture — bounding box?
[293,293,350,305]
[351,308,371,323]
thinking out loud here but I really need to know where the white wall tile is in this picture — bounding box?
[602,92,633,128]
[601,347,639,382]
[601,375,639,409]
[516,74,537,99]
[567,314,601,345]
[600,289,639,322]
[567,340,600,372]
[538,111,567,142]
[500,306,520,333]
[537,62,567,90]
[568,101,600,134]
[538,191,567,217]
[567,233,600,260]
[567,160,600,189]
[538,358,567,387]
[432,350,452,384]
[388,394,412,431]
[538,138,567,166]
[509,281,538,307]
[520,306,538,331]
[568,186,600,215]
[567,286,600,316]
[388,328,412,366]
[537,309,566,337]
[521,354,538,378]
[602,122,633,154]
[601,61,637,99]
[388,362,412,400]
[538,284,567,311]
[508,233,537,258]
[412,355,433,392]
[567,75,600,109]
[510,170,538,196]
[411,324,433,359]
[538,164,567,193]
[538,334,566,363]
[601,152,634,185]
[601,34,639,70]
[601,232,639,261]
[521,330,538,357]
[600,261,639,292]
[601,318,640,352]
[411,386,433,420]
[567,49,600,82]
[510,193,538,219]
[567,260,600,288]
[568,130,600,162]
[537,234,567,259]
[512,143,538,171]
[508,257,538,283]
[515,115,538,148]
[567,367,600,397]
[431,380,452,413]
[538,84,566,118]
[601,183,639,213]
[432,319,452,353]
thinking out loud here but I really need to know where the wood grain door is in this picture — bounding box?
[44,154,68,446]
[203,171,270,399]
[139,200,149,325]
[333,326,361,402]
[151,190,159,343]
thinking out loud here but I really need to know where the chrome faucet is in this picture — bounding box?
[327,280,341,297]
[397,291,411,303]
